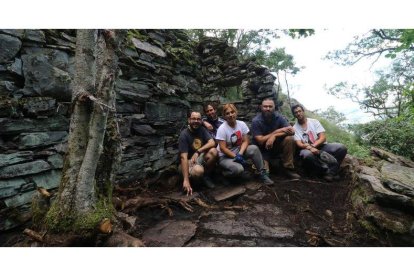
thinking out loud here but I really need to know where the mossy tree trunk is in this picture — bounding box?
[45,30,126,233]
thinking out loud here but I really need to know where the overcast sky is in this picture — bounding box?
[272,29,388,124]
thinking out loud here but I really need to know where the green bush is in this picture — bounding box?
[350,115,414,160]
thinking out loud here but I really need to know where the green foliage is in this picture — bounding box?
[222,86,242,103]
[164,41,197,67]
[186,29,314,62]
[254,48,301,75]
[325,29,414,160]
[314,106,347,126]
[315,115,370,159]
[326,29,414,66]
[349,115,414,160]
[286,29,315,39]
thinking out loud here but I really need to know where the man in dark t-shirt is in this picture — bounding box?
[178,111,218,195]
[251,98,300,179]
[202,103,225,141]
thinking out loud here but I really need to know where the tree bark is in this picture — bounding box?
[45,30,126,233]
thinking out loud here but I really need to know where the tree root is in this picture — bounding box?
[122,195,194,214]
[23,228,46,242]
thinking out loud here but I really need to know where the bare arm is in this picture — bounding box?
[311,132,326,148]
[238,134,249,155]
[190,138,216,164]
[180,152,192,195]
[203,121,213,131]
[295,140,319,155]
[218,140,237,158]
[254,126,295,147]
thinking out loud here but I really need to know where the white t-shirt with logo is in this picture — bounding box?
[293,118,326,144]
[216,120,249,157]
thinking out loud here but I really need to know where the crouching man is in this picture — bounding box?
[178,111,218,195]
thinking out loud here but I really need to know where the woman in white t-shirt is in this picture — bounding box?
[215,104,274,185]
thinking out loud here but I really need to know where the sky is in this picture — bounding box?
[273,29,387,124]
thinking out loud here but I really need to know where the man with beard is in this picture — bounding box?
[178,111,218,195]
[291,104,347,181]
[202,102,225,141]
[251,98,300,179]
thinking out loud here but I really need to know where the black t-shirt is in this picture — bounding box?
[202,116,225,138]
[178,127,213,159]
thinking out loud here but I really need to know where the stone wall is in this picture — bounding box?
[0,29,277,230]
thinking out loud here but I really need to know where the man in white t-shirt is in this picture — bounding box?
[291,104,347,181]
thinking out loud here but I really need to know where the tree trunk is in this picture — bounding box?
[45,30,126,233]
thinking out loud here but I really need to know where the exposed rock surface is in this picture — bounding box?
[351,148,414,245]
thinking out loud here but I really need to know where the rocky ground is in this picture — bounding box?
[0,168,382,247]
[125,172,378,247]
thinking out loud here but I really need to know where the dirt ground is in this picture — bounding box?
[0,169,379,247]
[124,171,378,247]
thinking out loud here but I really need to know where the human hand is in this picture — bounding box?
[310,147,319,155]
[265,135,275,149]
[190,152,199,165]
[204,121,213,131]
[183,179,193,196]
[234,153,246,166]
[284,126,295,136]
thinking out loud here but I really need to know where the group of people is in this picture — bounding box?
[178,98,348,195]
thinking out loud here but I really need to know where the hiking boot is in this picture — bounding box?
[259,171,274,185]
[203,176,215,188]
[284,168,301,180]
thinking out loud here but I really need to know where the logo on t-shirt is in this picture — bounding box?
[192,138,202,150]
[230,130,242,147]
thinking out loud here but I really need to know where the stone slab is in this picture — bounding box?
[142,220,197,247]
[211,185,246,202]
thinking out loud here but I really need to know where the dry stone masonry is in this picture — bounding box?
[0,29,277,230]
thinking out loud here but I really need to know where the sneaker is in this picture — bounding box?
[203,176,215,188]
[284,168,301,180]
[259,171,274,185]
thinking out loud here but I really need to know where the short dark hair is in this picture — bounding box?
[291,104,305,115]
[203,102,217,113]
[187,110,201,118]
[262,97,276,105]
